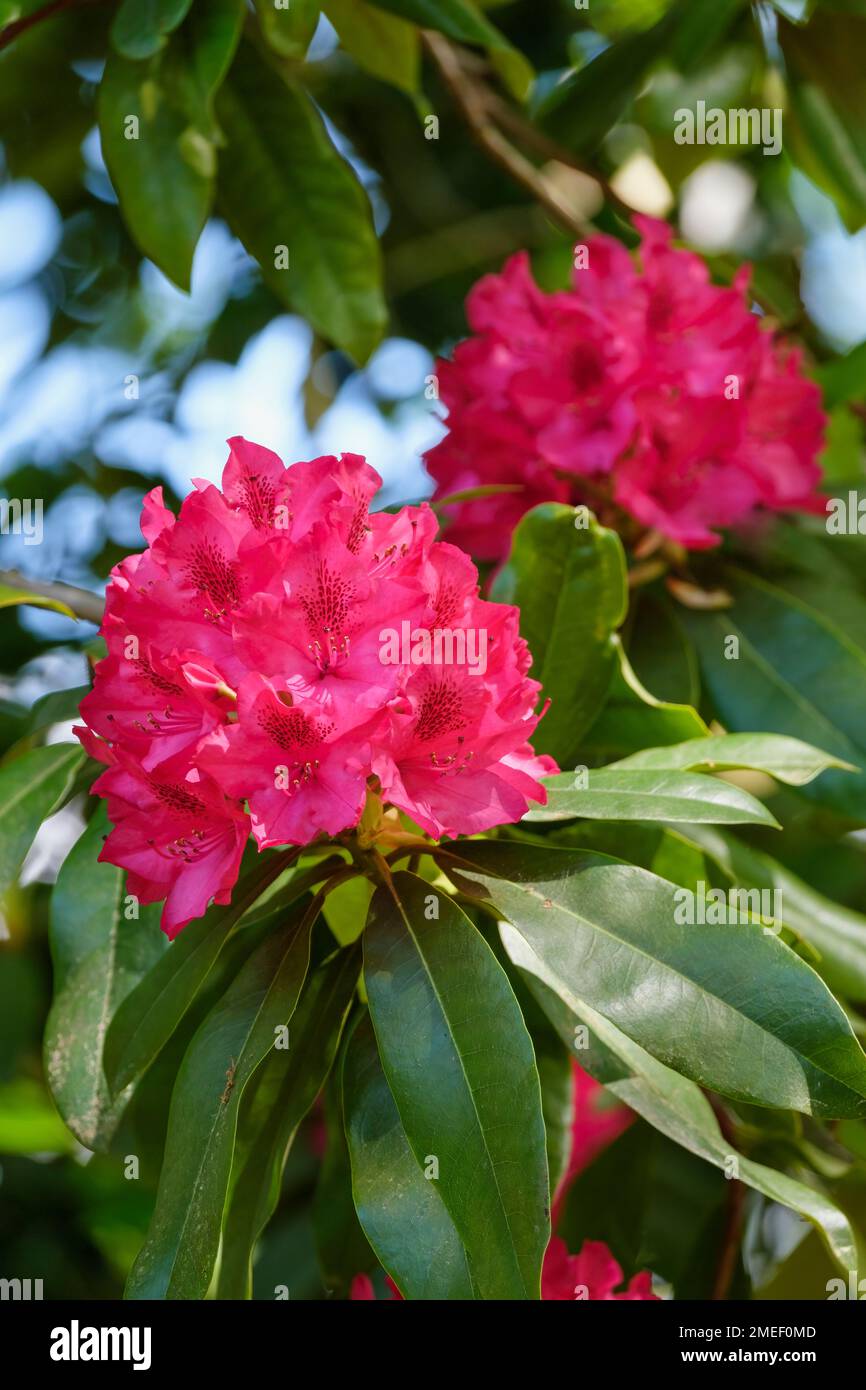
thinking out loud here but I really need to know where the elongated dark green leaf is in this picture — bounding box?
[439,840,866,1118]
[217,40,386,362]
[0,743,84,899]
[682,825,866,1006]
[682,568,866,821]
[536,8,675,152]
[324,0,419,95]
[525,767,779,827]
[104,853,290,1095]
[126,900,315,1300]
[614,732,853,786]
[111,0,194,59]
[534,1030,573,1202]
[217,943,360,1298]
[491,504,627,765]
[26,685,89,736]
[368,0,508,48]
[254,0,319,58]
[504,926,858,1277]
[343,1013,475,1300]
[628,592,699,707]
[99,0,243,288]
[363,872,548,1299]
[583,641,708,762]
[45,806,166,1151]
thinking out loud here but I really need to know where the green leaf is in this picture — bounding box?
[45,806,167,1152]
[322,872,373,944]
[582,640,708,762]
[536,7,676,152]
[324,0,420,96]
[111,0,195,60]
[26,685,89,736]
[368,0,509,49]
[99,0,244,289]
[216,40,387,362]
[0,583,75,619]
[505,928,859,1277]
[103,854,290,1095]
[817,340,866,408]
[343,1012,476,1299]
[126,899,315,1300]
[534,1030,574,1201]
[0,743,84,900]
[614,733,852,786]
[313,1066,374,1293]
[627,592,700,707]
[524,767,780,827]
[682,568,866,822]
[491,504,627,765]
[217,942,360,1298]
[683,825,866,1006]
[438,840,866,1119]
[254,0,320,59]
[363,872,549,1299]
[559,1120,727,1298]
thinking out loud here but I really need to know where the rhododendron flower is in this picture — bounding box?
[77,439,555,936]
[425,217,826,558]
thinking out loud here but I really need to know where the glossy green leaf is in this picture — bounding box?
[45,806,166,1152]
[99,0,244,289]
[322,872,373,945]
[536,7,676,152]
[0,743,84,899]
[582,641,708,762]
[439,840,866,1118]
[218,942,360,1298]
[324,0,420,95]
[103,854,290,1095]
[26,685,89,736]
[682,568,866,821]
[343,1012,476,1299]
[504,926,859,1277]
[216,40,387,362]
[254,0,319,58]
[363,872,549,1299]
[491,504,627,765]
[111,0,194,60]
[683,825,866,1005]
[614,733,851,786]
[368,0,509,48]
[524,767,779,827]
[126,899,315,1299]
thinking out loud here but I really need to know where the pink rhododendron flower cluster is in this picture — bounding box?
[425,216,826,558]
[76,439,554,938]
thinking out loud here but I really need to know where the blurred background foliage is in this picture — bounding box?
[1,0,865,1299]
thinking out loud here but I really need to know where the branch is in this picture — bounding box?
[422,31,594,240]
[0,0,105,54]
[0,569,105,624]
[422,31,631,237]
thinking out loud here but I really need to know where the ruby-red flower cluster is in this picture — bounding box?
[76,440,554,937]
[425,216,826,557]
